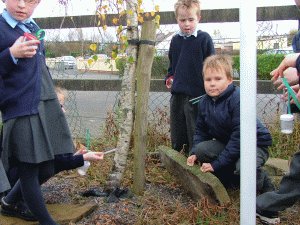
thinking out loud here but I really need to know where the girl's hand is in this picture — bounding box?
[296,87,300,103]
[272,68,299,90]
[282,84,300,104]
[187,155,197,166]
[74,145,88,155]
[270,53,300,81]
[83,151,104,161]
[200,163,214,173]
[290,85,300,104]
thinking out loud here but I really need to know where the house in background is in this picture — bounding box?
[155,31,291,56]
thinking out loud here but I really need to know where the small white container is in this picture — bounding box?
[280,114,294,134]
[77,161,90,176]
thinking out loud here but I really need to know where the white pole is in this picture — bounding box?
[240,1,257,225]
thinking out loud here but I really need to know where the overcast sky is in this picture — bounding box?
[0,0,298,39]
[0,0,296,17]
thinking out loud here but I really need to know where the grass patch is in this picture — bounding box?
[268,114,300,159]
[70,107,300,224]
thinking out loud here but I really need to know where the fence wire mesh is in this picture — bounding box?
[38,16,298,142]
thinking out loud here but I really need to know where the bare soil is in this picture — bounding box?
[41,155,300,225]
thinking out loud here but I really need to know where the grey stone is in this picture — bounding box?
[0,202,98,225]
[158,146,231,205]
[264,158,289,176]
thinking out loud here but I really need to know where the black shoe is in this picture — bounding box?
[1,197,37,221]
[256,208,280,224]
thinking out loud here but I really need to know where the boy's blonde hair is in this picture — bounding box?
[174,0,201,18]
[203,55,233,80]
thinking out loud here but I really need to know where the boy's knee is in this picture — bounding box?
[194,140,223,162]
[193,143,213,163]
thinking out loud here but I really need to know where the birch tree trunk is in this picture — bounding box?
[106,0,139,189]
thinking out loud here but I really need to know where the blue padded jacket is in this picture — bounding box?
[191,84,272,171]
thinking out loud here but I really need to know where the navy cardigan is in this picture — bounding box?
[54,154,84,173]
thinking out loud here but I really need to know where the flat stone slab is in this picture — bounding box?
[264,158,289,176]
[0,202,98,225]
[158,146,230,205]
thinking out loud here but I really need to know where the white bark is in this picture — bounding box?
[107,0,139,189]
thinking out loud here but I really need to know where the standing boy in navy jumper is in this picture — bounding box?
[165,0,215,155]
[186,55,274,193]
[0,0,76,224]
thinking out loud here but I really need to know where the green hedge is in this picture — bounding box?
[257,54,285,80]
[233,54,284,80]
[116,54,285,80]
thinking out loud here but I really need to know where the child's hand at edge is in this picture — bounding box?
[187,155,197,166]
[83,151,104,161]
[200,163,214,173]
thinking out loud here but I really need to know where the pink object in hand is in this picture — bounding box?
[24,32,37,41]
[166,76,174,89]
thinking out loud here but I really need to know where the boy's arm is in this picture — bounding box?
[0,47,15,77]
[165,38,174,84]
[190,103,211,155]
[206,37,215,57]
[202,33,215,58]
[210,94,241,171]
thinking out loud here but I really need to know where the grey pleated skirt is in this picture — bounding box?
[1,61,75,171]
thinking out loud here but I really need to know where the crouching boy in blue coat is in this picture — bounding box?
[187,54,274,193]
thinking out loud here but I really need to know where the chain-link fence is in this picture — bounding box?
[47,51,284,142]
[37,6,299,141]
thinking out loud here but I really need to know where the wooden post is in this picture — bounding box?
[132,21,157,195]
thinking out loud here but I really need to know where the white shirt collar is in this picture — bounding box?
[177,27,198,38]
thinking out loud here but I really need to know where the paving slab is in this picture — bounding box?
[0,202,98,225]
[264,158,289,176]
[158,146,231,205]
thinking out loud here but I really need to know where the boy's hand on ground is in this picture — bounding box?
[83,151,104,161]
[187,155,197,166]
[9,36,40,59]
[200,163,214,173]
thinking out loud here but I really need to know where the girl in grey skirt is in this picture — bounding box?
[0,1,74,224]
